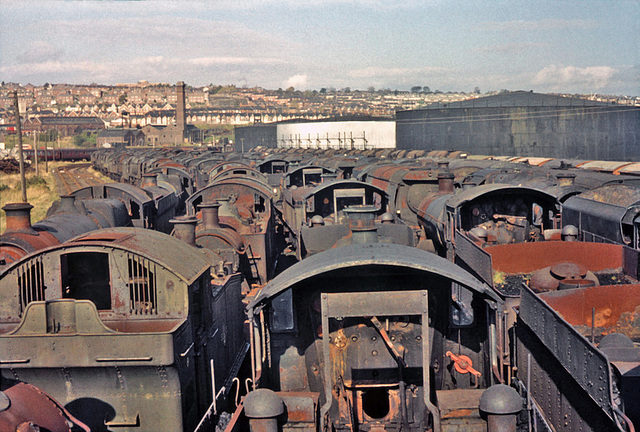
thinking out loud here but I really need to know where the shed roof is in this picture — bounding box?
[402,91,614,112]
[36,116,105,126]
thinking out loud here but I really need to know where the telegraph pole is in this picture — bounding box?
[34,130,39,176]
[13,91,27,203]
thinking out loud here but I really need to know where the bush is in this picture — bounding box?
[0,184,9,191]
[25,176,48,188]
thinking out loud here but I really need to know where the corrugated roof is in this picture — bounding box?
[37,116,105,125]
[97,129,130,138]
[404,91,614,111]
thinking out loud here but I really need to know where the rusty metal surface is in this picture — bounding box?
[0,227,247,432]
[616,162,640,175]
[249,242,500,310]
[563,196,634,239]
[539,284,640,340]
[278,392,319,424]
[0,231,60,268]
[73,183,153,206]
[484,241,636,297]
[70,227,211,284]
[454,229,493,285]
[212,166,271,186]
[207,162,253,181]
[578,161,634,173]
[0,381,89,432]
[0,300,178,367]
[187,178,273,216]
[301,179,386,204]
[34,147,640,430]
[445,183,557,210]
[519,285,619,422]
[319,289,433,431]
[484,241,626,273]
[486,241,628,274]
[574,183,640,207]
[284,165,334,188]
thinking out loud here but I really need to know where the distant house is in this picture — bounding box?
[23,116,105,136]
[78,92,98,105]
[96,128,145,148]
[140,123,201,146]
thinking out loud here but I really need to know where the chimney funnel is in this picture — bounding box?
[344,205,378,244]
[171,215,198,247]
[437,172,455,194]
[3,203,36,234]
[199,202,220,229]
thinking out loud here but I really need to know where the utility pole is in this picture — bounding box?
[56,127,60,161]
[44,133,49,173]
[34,130,39,176]
[13,91,27,203]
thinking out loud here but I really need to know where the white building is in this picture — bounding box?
[276,121,395,150]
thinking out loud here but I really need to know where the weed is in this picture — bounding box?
[26,176,49,188]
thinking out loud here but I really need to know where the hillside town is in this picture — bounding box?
[1,81,638,149]
[0,81,482,126]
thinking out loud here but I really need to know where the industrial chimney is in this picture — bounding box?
[176,81,186,141]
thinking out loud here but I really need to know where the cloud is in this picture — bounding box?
[283,74,308,89]
[25,15,300,61]
[532,65,617,92]
[189,57,286,67]
[473,42,548,54]
[0,53,297,88]
[348,66,448,79]
[479,19,597,32]
[1,60,108,76]
[15,41,64,64]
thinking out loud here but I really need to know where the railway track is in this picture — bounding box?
[54,163,104,195]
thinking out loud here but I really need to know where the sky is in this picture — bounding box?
[0,0,638,95]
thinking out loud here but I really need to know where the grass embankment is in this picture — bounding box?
[0,161,102,232]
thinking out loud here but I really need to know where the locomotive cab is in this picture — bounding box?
[0,228,247,432]
[244,243,504,431]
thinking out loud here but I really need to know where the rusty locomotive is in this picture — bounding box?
[4,146,640,431]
